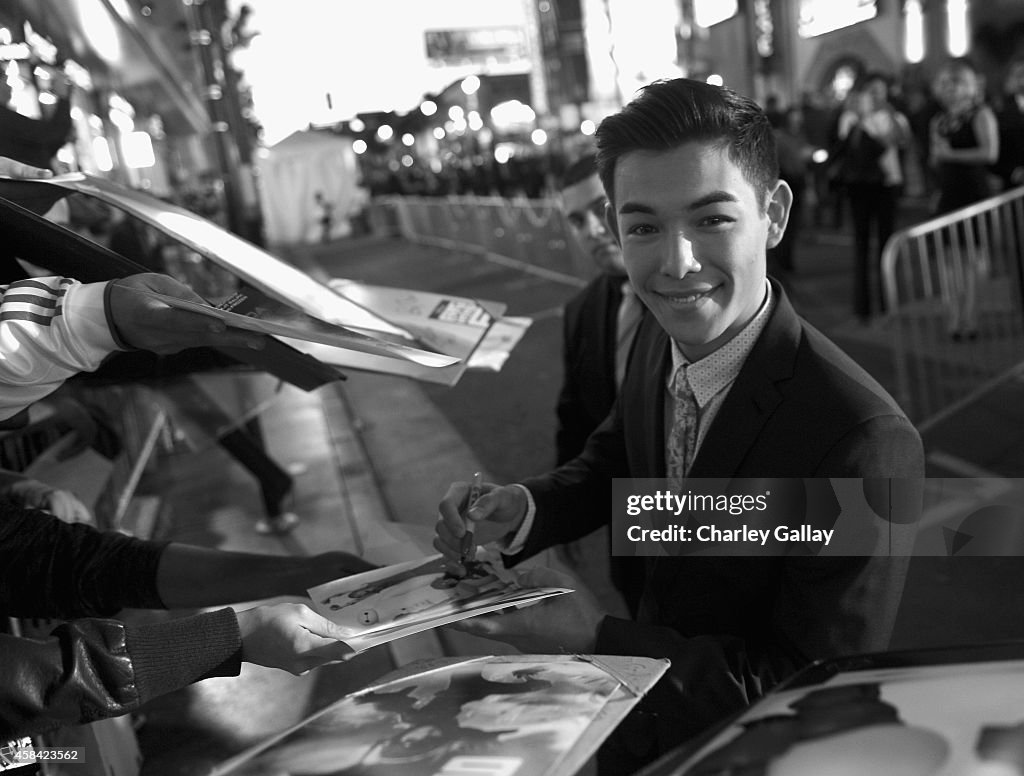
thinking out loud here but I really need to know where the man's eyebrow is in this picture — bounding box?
[617,201,654,216]
[688,191,740,210]
[618,190,740,216]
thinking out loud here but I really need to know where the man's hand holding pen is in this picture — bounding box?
[434,477,529,576]
[459,472,483,567]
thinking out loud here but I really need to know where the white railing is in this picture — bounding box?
[380,194,595,285]
[881,186,1024,430]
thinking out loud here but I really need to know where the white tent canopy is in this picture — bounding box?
[257,129,367,245]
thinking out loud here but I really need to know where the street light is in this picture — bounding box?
[461,75,481,95]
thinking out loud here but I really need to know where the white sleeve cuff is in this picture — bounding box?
[62,281,119,357]
[501,483,536,556]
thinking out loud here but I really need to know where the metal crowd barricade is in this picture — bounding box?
[383,194,594,284]
[881,186,1024,430]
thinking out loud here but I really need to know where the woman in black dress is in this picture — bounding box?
[929,57,1000,340]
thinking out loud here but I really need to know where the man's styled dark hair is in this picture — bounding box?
[595,78,779,209]
[559,152,600,190]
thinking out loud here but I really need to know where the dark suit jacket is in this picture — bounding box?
[518,281,924,767]
[555,271,647,614]
[555,272,624,465]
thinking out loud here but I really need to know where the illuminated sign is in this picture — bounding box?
[798,0,878,38]
[424,28,528,69]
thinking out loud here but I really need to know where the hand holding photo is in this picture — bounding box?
[308,553,572,653]
[136,289,460,368]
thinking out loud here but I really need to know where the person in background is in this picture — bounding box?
[903,86,941,200]
[313,190,335,244]
[995,56,1024,192]
[434,78,923,773]
[835,72,911,324]
[554,153,645,616]
[769,106,813,278]
[929,56,1000,341]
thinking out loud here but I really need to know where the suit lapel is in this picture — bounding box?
[624,315,672,477]
[688,282,802,478]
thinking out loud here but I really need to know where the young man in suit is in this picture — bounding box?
[555,153,644,614]
[435,78,924,769]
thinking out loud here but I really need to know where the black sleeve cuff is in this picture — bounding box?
[125,608,242,705]
[102,281,140,351]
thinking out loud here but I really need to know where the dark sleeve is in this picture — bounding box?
[0,100,72,168]
[39,98,73,156]
[554,301,591,466]
[816,413,924,480]
[596,617,799,758]
[0,608,241,740]
[0,503,168,619]
[796,413,924,653]
[514,402,629,562]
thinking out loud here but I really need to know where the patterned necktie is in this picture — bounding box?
[615,283,642,387]
[666,365,699,490]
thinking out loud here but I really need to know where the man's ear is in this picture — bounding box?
[765,179,793,250]
[604,201,621,244]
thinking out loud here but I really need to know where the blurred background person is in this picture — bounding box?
[834,72,911,324]
[995,55,1024,192]
[314,190,335,244]
[769,106,813,279]
[929,56,1000,340]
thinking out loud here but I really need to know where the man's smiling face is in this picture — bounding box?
[610,140,789,361]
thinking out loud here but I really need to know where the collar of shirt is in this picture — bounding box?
[667,280,776,409]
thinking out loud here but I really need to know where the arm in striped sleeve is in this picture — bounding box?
[0,278,119,420]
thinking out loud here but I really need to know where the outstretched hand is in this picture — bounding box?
[236,602,353,675]
[0,156,53,180]
[107,273,268,354]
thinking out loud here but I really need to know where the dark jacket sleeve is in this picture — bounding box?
[0,99,72,168]
[595,616,799,761]
[0,608,242,740]
[554,296,592,466]
[514,403,629,564]
[0,503,168,619]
